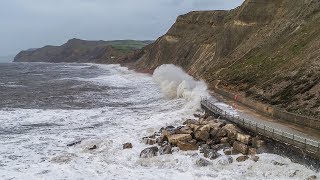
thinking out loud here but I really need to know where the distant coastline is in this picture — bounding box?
[13,39,153,64]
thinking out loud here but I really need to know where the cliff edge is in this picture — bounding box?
[132,0,320,118]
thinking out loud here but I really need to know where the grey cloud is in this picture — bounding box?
[0,0,244,55]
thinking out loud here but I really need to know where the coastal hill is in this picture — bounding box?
[14,39,152,63]
[130,0,320,118]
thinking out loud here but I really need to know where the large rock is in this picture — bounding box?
[196,158,212,167]
[156,135,166,146]
[223,124,242,140]
[167,134,192,145]
[140,147,158,158]
[123,143,133,149]
[176,126,193,134]
[177,141,199,151]
[143,138,156,145]
[194,125,211,141]
[236,155,249,162]
[251,156,260,162]
[159,144,172,155]
[216,128,227,137]
[248,148,257,155]
[220,137,229,143]
[209,128,220,137]
[233,141,248,155]
[204,149,221,160]
[223,148,240,155]
[189,124,200,131]
[161,126,176,136]
[236,133,252,145]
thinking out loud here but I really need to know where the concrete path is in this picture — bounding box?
[210,92,320,143]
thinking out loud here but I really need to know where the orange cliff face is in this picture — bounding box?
[129,0,320,118]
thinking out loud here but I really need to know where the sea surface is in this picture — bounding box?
[0,62,318,180]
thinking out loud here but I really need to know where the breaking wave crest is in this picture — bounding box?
[153,64,209,110]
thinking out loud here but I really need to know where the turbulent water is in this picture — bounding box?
[0,62,318,180]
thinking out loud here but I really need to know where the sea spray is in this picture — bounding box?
[153,64,209,111]
[0,63,318,179]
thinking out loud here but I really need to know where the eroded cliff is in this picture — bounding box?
[133,0,320,118]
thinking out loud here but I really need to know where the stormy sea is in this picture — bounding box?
[0,62,318,179]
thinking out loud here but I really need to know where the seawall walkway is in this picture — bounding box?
[201,97,320,159]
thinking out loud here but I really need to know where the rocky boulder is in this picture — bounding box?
[223,148,240,155]
[143,138,156,145]
[204,149,221,160]
[194,125,211,141]
[233,141,248,155]
[140,146,158,158]
[248,148,257,155]
[216,128,227,137]
[176,126,193,134]
[251,156,259,162]
[159,144,172,155]
[123,143,133,149]
[177,141,198,151]
[183,119,200,125]
[167,134,192,145]
[196,158,212,167]
[236,155,249,162]
[236,133,252,145]
[223,124,243,140]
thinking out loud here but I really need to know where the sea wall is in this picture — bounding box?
[213,81,320,130]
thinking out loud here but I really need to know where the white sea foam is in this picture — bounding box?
[153,64,209,111]
[0,63,318,180]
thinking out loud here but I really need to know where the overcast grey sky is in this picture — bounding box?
[0,0,244,56]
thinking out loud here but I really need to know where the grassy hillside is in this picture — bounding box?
[132,0,320,118]
[14,39,153,63]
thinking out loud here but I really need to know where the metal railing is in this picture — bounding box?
[200,98,320,156]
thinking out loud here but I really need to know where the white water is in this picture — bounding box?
[0,64,317,180]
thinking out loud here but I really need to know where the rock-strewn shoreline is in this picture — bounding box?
[125,114,270,165]
[121,113,318,179]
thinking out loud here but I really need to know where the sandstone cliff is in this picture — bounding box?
[132,0,320,118]
[14,39,152,63]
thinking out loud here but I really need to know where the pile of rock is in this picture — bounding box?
[138,114,267,162]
